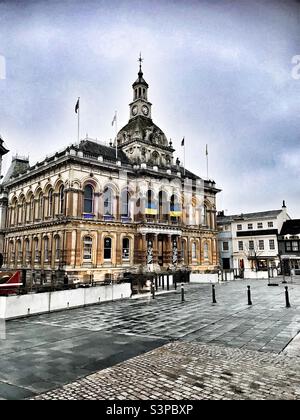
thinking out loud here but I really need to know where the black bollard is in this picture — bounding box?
[181,283,185,302]
[247,285,252,305]
[151,283,155,299]
[167,275,170,291]
[212,284,217,304]
[174,279,177,290]
[285,286,291,308]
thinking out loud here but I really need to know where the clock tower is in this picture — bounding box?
[117,56,174,167]
[129,54,152,120]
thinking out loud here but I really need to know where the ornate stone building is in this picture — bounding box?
[0,60,220,284]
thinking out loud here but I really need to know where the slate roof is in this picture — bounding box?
[2,157,30,183]
[77,140,131,164]
[280,220,300,235]
[217,210,283,224]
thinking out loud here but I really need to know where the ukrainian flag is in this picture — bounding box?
[170,204,182,217]
[145,202,158,215]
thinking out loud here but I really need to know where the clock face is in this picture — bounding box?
[132,105,138,116]
[142,105,149,116]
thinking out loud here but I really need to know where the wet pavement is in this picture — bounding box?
[1,279,300,399]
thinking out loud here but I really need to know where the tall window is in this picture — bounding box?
[59,185,65,214]
[25,239,30,260]
[170,194,180,221]
[83,236,93,260]
[237,224,242,231]
[292,241,299,252]
[202,205,208,226]
[38,192,44,220]
[192,242,197,260]
[181,240,186,262]
[248,223,253,230]
[16,240,22,261]
[145,190,156,217]
[238,241,243,251]
[269,239,275,250]
[121,189,129,217]
[48,189,53,217]
[204,242,209,259]
[9,241,15,261]
[30,196,34,221]
[249,240,254,250]
[44,237,49,261]
[84,185,94,213]
[268,221,274,228]
[22,198,26,224]
[122,238,130,260]
[259,240,264,250]
[104,237,112,260]
[158,191,168,221]
[55,236,61,260]
[34,238,39,262]
[223,242,229,251]
[103,187,113,216]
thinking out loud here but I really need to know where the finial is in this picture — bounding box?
[282,200,286,208]
[138,52,143,74]
[109,139,113,147]
[169,139,173,147]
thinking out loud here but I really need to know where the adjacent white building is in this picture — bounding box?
[217,202,289,278]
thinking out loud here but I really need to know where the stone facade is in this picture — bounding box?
[0,60,220,284]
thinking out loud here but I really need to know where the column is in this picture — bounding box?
[116,233,122,265]
[153,234,158,264]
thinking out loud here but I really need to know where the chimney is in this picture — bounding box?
[282,200,286,209]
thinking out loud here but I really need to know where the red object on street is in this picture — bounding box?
[0,271,22,295]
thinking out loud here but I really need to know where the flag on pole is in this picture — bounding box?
[206,144,208,156]
[181,137,185,146]
[75,98,80,114]
[112,112,117,126]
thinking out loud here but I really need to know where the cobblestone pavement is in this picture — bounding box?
[2,279,300,399]
[32,341,300,400]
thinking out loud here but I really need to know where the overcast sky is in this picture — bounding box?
[0,0,300,216]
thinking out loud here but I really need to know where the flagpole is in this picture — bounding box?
[206,144,209,179]
[184,138,186,176]
[115,111,118,159]
[77,97,80,143]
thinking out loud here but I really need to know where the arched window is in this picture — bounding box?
[181,240,186,263]
[122,238,130,260]
[159,191,168,222]
[44,237,49,262]
[25,239,30,261]
[59,185,65,214]
[38,192,44,220]
[16,240,22,261]
[121,189,129,218]
[22,198,26,224]
[204,242,209,260]
[29,195,34,222]
[11,198,17,225]
[103,187,113,216]
[145,190,156,217]
[170,194,181,221]
[34,238,39,262]
[83,236,93,261]
[104,237,112,260]
[54,235,61,260]
[203,205,208,226]
[48,189,53,217]
[192,242,197,260]
[9,241,15,262]
[138,87,141,97]
[84,185,94,213]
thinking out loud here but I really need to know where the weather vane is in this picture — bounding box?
[138,52,143,71]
